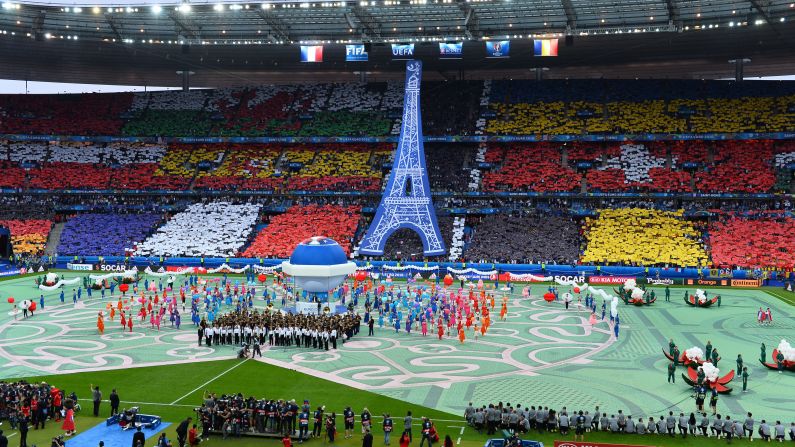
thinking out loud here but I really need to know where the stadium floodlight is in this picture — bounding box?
[178,4,191,13]
[214,4,224,10]
[152,4,162,13]
[73,7,82,13]
[230,4,243,9]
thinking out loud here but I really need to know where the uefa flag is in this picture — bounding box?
[300,45,323,63]
[533,39,558,56]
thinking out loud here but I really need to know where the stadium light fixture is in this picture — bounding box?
[92,6,100,13]
[214,4,224,11]
[781,17,786,22]
[230,4,244,10]
[73,7,82,13]
[151,4,162,13]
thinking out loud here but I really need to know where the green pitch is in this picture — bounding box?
[1,272,794,445]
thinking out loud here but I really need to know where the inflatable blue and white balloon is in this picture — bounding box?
[281,236,356,295]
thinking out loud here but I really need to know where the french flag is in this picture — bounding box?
[300,45,323,63]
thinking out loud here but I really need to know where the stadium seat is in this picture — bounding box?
[581,208,708,267]
[0,219,52,255]
[708,216,795,269]
[57,213,163,256]
[243,205,361,258]
[135,201,261,257]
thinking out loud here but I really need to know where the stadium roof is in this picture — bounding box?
[1,0,795,85]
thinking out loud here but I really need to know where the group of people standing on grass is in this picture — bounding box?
[195,308,361,352]
[0,381,81,445]
[464,401,795,443]
[191,393,449,447]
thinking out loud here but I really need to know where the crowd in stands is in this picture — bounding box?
[0,139,791,195]
[581,209,708,267]
[243,204,361,258]
[707,215,795,269]
[4,80,795,138]
[0,218,52,255]
[482,144,582,192]
[485,79,795,135]
[425,144,475,192]
[374,216,455,262]
[135,201,261,257]
[56,213,163,257]
[463,213,581,265]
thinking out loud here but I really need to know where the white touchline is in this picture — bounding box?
[169,358,249,404]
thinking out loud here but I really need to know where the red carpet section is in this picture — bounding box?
[243,205,361,258]
[0,219,52,255]
[709,217,795,269]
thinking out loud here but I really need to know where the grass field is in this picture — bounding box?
[1,272,794,447]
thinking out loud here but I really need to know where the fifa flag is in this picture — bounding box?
[533,39,558,56]
[300,45,324,63]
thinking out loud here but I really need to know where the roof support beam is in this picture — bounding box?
[351,6,382,40]
[664,0,679,23]
[31,9,45,40]
[456,0,478,39]
[748,0,772,25]
[103,13,124,41]
[167,10,200,40]
[560,0,577,29]
[256,9,290,42]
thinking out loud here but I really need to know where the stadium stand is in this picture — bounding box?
[372,215,455,262]
[243,204,361,258]
[581,208,708,267]
[0,93,131,135]
[462,213,581,265]
[135,201,261,257]
[56,213,163,256]
[0,219,52,255]
[481,144,582,192]
[708,215,795,269]
[485,79,795,135]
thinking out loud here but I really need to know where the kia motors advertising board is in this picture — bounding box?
[587,276,634,285]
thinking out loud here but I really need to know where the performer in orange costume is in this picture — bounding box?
[458,328,465,344]
[97,312,105,335]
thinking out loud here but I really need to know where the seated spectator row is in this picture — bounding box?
[56,213,163,256]
[0,219,52,255]
[708,216,795,269]
[6,80,795,137]
[462,213,581,265]
[243,204,361,258]
[486,94,795,135]
[481,140,792,194]
[0,140,791,194]
[135,201,261,257]
[581,208,708,267]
